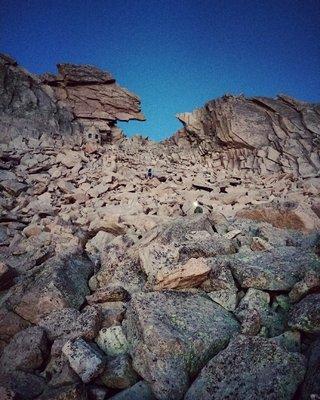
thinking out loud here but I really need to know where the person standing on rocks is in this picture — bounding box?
[146,167,153,179]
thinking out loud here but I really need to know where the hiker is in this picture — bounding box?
[146,167,153,179]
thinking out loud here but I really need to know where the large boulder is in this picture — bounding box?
[228,247,320,291]
[288,293,320,333]
[139,215,235,289]
[0,308,31,343]
[0,54,76,143]
[62,339,105,383]
[100,354,139,389]
[185,335,306,400]
[42,353,80,388]
[89,234,143,293]
[0,326,48,372]
[300,338,320,400]
[201,257,238,311]
[5,252,94,323]
[125,291,239,400]
[0,371,46,399]
[38,306,101,341]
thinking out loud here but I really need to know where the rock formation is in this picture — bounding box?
[0,55,320,400]
[41,63,145,142]
[169,94,320,178]
[0,54,77,143]
[0,54,144,144]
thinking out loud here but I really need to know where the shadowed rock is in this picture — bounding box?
[125,291,239,400]
[288,293,320,333]
[0,54,76,143]
[185,335,306,400]
[4,252,94,323]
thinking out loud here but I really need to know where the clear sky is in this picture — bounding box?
[1,0,319,141]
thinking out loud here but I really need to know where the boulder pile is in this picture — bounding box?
[0,55,319,400]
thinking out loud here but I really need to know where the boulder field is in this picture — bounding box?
[0,54,319,399]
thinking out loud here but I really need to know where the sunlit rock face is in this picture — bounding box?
[169,94,320,178]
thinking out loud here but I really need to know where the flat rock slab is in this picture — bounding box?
[125,291,239,400]
[154,257,211,290]
[185,335,306,400]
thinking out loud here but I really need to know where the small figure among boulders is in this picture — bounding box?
[146,168,153,179]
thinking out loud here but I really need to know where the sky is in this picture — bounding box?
[1,0,320,141]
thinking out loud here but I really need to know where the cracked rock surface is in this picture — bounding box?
[169,94,320,178]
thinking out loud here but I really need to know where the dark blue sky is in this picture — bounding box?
[1,0,319,140]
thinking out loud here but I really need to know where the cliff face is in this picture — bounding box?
[0,54,145,144]
[41,63,145,141]
[0,54,77,143]
[170,94,320,178]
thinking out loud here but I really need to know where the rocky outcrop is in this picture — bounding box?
[42,63,145,141]
[0,54,144,144]
[0,54,77,143]
[170,94,320,178]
